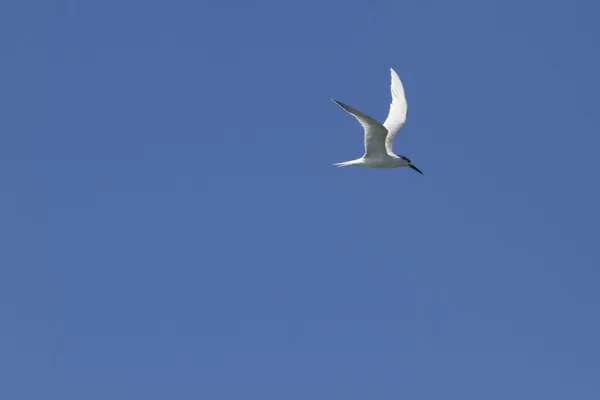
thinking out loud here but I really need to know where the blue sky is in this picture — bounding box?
[1,0,599,398]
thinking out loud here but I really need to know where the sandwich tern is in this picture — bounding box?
[332,68,423,174]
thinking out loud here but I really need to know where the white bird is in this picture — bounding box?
[332,68,423,174]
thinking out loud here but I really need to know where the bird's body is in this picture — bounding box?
[332,68,423,175]
[334,153,409,169]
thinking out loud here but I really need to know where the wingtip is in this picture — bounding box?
[331,98,344,108]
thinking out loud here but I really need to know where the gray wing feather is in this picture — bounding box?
[332,99,388,158]
[383,68,408,154]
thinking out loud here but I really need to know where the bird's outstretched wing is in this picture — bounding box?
[383,68,408,154]
[332,99,388,158]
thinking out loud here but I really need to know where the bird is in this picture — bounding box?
[332,68,423,174]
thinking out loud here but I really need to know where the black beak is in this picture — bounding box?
[409,164,423,175]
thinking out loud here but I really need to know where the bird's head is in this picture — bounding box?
[396,154,423,175]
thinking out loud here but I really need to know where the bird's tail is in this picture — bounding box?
[333,159,361,167]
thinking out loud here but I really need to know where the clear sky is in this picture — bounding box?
[1,0,599,399]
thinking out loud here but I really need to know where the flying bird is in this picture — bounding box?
[332,68,423,174]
